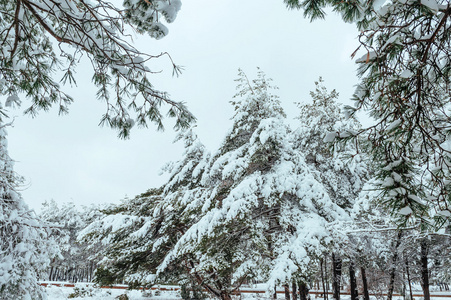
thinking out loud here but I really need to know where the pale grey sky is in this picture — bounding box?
[7,0,360,212]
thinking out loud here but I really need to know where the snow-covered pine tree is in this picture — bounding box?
[294,77,369,211]
[157,70,351,299]
[0,0,193,137]
[284,0,451,229]
[79,127,209,289]
[80,188,168,286]
[0,123,56,299]
[292,78,366,289]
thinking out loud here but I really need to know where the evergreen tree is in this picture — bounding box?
[80,188,169,286]
[0,124,57,299]
[82,71,380,298]
[293,77,370,211]
[157,70,352,298]
[292,78,371,300]
[0,0,194,137]
[80,127,209,289]
[156,70,291,298]
[283,0,451,229]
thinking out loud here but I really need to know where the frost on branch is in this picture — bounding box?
[0,0,193,137]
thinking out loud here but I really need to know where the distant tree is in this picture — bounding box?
[0,124,57,299]
[0,0,194,137]
[283,0,451,229]
[40,201,103,282]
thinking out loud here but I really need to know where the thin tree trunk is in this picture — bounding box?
[274,286,278,300]
[421,239,431,300]
[360,267,370,300]
[284,284,291,300]
[387,231,402,300]
[49,265,54,281]
[349,262,358,300]
[292,281,298,300]
[53,267,58,281]
[324,256,329,298]
[332,253,342,300]
[405,257,413,300]
[321,258,327,300]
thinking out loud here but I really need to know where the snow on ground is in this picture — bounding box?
[44,283,451,300]
[45,283,179,300]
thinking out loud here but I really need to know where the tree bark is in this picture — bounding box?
[321,258,328,300]
[349,262,358,300]
[298,281,307,300]
[405,258,413,300]
[284,284,291,300]
[324,256,329,296]
[421,239,431,300]
[292,281,298,300]
[360,267,370,300]
[387,231,402,300]
[332,253,342,300]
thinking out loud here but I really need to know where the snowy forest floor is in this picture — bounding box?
[42,283,451,300]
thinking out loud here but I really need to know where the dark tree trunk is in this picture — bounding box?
[387,231,402,300]
[405,258,413,300]
[292,281,298,300]
[332,253,342,300]
[421,239,431,300]
[324,256,329,296]
[52,267,58,281]
[321,258,328,300]
[298,281,307,300]
[284,284,291,300]
[360,267,370,300]
[273,286,278,300]
[349,262,358,300]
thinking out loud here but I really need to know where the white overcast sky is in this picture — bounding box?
[6,0,361,212]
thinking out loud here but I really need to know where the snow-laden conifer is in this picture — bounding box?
[79,127,209,288]
[156,70,352,298]
[284,0,451,229]
[287,78,373,298]
[81,71,377,298]
[294,78,369,211]
[0,124,56,299]
[0,0,193,137]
